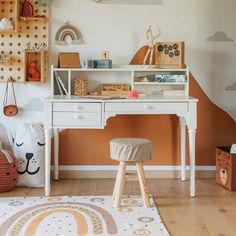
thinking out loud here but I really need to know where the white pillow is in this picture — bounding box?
[13,123,45,187]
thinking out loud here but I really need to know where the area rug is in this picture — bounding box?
[0,196,170,236]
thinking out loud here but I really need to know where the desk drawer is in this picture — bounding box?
[53,103,101,112]
[105,102,188,113]
[53,112,101,127]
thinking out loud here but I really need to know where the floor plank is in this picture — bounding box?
[1,178,236,236]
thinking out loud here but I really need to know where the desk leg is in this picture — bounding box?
[179,117,186,181]
[45,128,52,197]
[188,129,196,197]
[53,128,59,181]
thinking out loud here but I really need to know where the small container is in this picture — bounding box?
[216,146,236,191]
[73,77,88,96]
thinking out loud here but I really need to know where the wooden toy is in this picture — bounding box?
[28,60,41,82]
[58,53,81,68]
[101,51,110,60]
[216,147,236,191]
[155,41,185,68]
[25,50,47,83]
[143,25,161,65]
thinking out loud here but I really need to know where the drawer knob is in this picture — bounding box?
[75,105,82,110]
[144,104,151,110]
[73,114,82,119]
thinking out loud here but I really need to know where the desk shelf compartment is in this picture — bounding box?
[133,68,189,97]
[52,66,133,97]
[51,66,189,98]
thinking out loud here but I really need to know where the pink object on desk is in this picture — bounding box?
[128,90,139,99]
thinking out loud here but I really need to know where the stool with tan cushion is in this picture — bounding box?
[110,138,152,208]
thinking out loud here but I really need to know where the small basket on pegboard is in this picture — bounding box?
[73,77,88,96]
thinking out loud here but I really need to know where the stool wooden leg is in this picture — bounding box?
[114,162,126,208]
[136,163,151,208]
[112,162,123,200]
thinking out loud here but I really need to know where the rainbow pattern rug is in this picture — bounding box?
[0,196,169,236]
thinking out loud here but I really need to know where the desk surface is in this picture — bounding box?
[45,95,198,103]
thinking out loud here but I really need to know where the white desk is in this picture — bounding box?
[44,95,198,197]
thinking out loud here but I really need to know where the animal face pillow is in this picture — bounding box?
[13,123,45,187]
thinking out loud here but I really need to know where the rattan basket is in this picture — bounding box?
[73,77,88,96]
[101,83,131,97]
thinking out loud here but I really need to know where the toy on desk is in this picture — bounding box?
[128,90,140,99]
[28,60,41,82]
[143,25,161,65]
[155,41,185,68]
[21,0,34,17]
[0,18,14,30]
[82,60,95,69]
[101,51,110,60]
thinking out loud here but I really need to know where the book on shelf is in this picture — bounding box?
[54,71,68,96]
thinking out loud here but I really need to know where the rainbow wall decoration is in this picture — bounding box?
[55,22,82,46]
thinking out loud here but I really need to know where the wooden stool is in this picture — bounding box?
[110,138,152,208]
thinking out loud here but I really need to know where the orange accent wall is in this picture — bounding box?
[58,46,236,166]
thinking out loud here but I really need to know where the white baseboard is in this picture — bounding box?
[51,165,216,179]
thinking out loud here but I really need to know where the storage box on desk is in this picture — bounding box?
[101,83,131,97]
[216,146,236,191]
[95,59,112,69]
[73,77,88,96]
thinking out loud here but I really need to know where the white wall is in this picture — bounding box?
[1,0,236,134]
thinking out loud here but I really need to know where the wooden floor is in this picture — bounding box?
[1,178,236,236]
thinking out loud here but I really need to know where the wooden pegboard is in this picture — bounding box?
[0,0,49,82]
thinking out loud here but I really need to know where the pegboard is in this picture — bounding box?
[0,0,49,83]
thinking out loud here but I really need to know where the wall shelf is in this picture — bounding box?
[20,16,48,22]
[0,0,19,32]
[0,0,49,83]
[24,50,48,83]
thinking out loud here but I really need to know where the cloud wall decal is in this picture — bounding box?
[226,82,236,91]
[206,31,233,42]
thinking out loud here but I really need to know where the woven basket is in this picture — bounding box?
[0,143,18,193]
[74,77,88,96]
[101,83,131,97]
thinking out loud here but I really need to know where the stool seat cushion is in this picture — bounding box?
[110,138,152,162]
